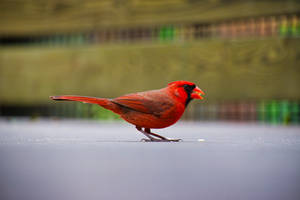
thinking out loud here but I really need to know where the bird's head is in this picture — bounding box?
[167,80,205,106]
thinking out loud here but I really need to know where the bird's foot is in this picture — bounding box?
[141,138,182,142]
[166,138,182,142]
[137,127,182,142]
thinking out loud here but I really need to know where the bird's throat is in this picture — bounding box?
[185,96,193,107]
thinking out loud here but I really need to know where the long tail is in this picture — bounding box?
[50,95,122,114]
[50,95,109,105]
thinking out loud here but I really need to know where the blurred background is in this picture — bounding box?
[0,0,300,125]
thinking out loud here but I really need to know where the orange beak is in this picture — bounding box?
[191,87,205,100]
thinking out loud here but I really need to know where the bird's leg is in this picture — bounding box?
[144,128,168,140]
[136,127,161,141]
[136,126,181,142]
[146,128,182,142]
[144,128,182,142]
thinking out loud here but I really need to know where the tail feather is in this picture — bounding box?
[50,95,108,105]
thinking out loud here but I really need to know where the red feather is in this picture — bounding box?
[50,81,204,141]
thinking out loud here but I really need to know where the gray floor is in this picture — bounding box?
[0,119,300,200]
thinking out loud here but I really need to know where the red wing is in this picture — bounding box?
[112,92,173,116]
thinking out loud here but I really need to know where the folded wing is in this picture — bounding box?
[112,92,173,117]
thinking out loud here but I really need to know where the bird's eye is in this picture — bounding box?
[183,84,195,89]
[183,84,195,93]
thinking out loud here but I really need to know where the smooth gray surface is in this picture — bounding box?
[0,119,300,200]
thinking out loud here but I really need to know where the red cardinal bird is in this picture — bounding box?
[50,81,204,142]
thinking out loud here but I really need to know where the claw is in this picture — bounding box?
[167,138,182,142]
[141,138,182,142]
[136,127,182,142]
